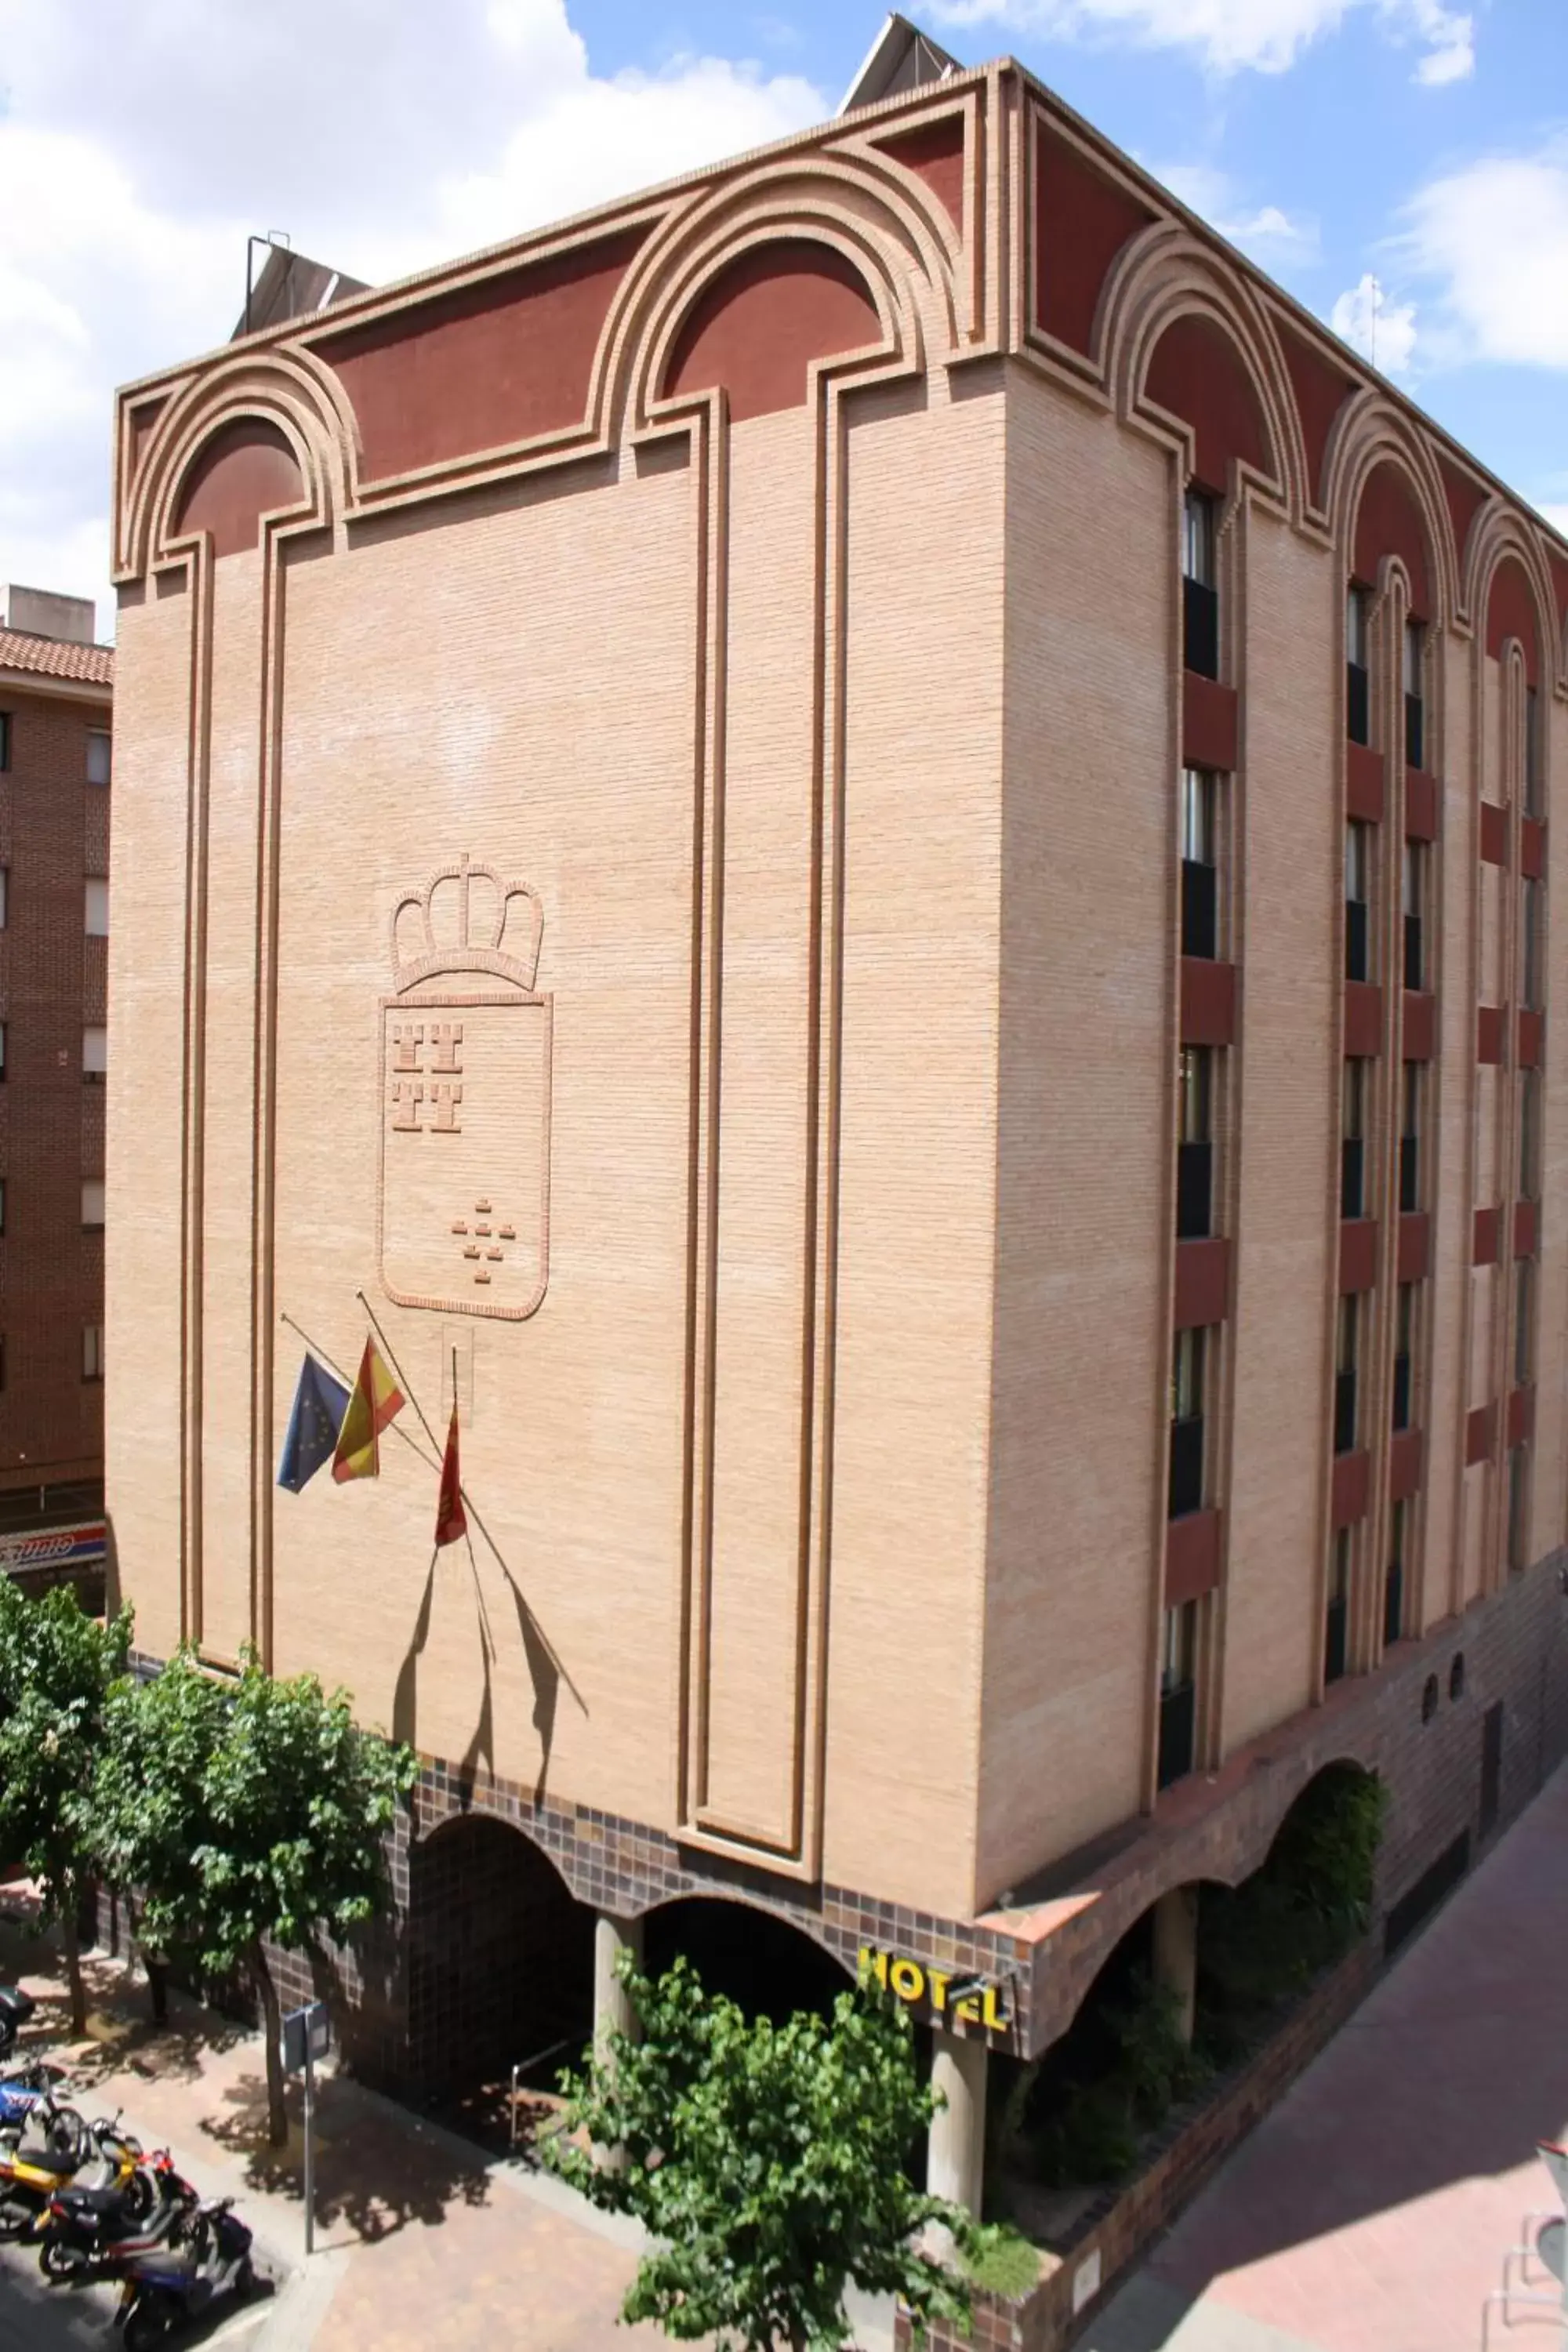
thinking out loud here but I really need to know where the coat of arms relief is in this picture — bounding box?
[376,855,552,1321]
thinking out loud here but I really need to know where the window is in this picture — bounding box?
[1403,841,1425,991]
[1399,1062,1421,1214]
[1325,1528,1351,1684]
[1345,820,1371,982]
[82,1025,107,1083]
[0,1023,6,1083]
[1157,1600,1198,1791]
[85,877,108,938]
[1346,585,1370,746]
[1393,1283,1415,1432]
[1523,877,1544,1012]
[1176,1046,1214,1240]
[0,1177,5,1235]
[1341,1057,1367,1219]
[1181,767,1218,959]
[1182,488,1220,681]
[82,1324,103,1382]
[1525,686,1542,820]
[1334,1294,1359,1456]
[1508,1445,1529,1574]
[85,731,111,786]
[1520,1067,1541,1202]
[1168,1326,1206,1519]
[81,1179,104,1229]
[1385,1501,1406,1647]
[1403,619,1425,771]
[0,713,9,773]
[1515,1258,1534,1390]
[0,869,7,931]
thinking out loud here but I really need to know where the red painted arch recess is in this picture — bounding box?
[172,419,303,557]
[1486,553,1541,685]
[1353,460,1433,620]
[663,240,880,423]
[315,227,646,481]
[1277,324,1355,512]
[1033,119,1155,358]
[1145,313,1272,495]
[873,114,966,234]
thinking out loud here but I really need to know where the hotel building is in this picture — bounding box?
[106,17,1568,2250]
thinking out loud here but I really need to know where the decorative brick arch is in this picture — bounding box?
[120,347,356,583]
[1324,401,1458,632]
[1466,507,1559,693]
[1105,226,1305,519]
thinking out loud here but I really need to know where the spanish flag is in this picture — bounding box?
[332,1338,405,1482]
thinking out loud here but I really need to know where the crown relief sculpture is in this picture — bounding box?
[390,853,544,996]
[378,851,552,1323]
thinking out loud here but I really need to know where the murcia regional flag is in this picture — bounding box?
[332,1339,406,1483]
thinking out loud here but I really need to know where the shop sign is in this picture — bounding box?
[0,1522,106,1574]
[858,1945,1012,2035]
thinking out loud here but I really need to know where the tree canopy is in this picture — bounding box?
[546,1954,978,2352]
[92,1643,416,2143]
[0,1581,131,2034]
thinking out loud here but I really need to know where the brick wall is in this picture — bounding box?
[0,685,107,1500]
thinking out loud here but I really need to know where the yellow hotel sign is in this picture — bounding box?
[859,1945,1011,2035]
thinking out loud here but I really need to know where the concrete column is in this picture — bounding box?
[1152,1883,1199,2046]
[593,1911,644,2053]
[926,2027,988,2216]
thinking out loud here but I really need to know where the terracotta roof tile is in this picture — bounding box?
[0,630,114,687]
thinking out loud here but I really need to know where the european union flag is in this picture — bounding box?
[277,1354,351,1494]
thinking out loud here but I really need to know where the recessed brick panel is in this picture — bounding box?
[1344,980,1382,1057]
[1165,1507,1221,1606]
[1181,673,1238,771]
[1180,956,1236,1045]
[1345,742,1385,823]
[1338,1217,1377,1293]
[1389,1428,1423,1502]
[1404,768,1439,841]
[1479,800,1509,867]
[1331,1447,1370,1526]
[1174,1236,1229,1329]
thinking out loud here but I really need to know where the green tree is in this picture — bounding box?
[0,1581,131,2036]
[93,1646,416,2145]
[546,1954,979,2352]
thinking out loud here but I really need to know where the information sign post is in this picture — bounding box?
[281,2000,331,2256]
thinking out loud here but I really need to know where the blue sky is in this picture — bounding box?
[1,0,1565,630]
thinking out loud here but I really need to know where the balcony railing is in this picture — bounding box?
[1184,577,1219,681]
[1181,858,1218,960]
[1168,1414,1204,1519]
[1157,1679,1196,1791]
[1176,1140,1213,1240]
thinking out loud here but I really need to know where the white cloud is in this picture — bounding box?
[1400,147,1568,370]
[1152,162,1317,263]
[1534,503,1568,539]
[1330,270,1418,376]
[0,1,825,634]
[930,0,1474,82]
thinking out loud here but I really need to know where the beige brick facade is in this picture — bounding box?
[107,57,1568,2067]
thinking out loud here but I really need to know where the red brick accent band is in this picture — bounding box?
[1180,956,1236,1046]
[1338,1218,1377,1294]
[1397,1212,1430,1284]
[1477,1004,1504,1065]
[1473,1207,1500,1265]
[1404,768,1439,841]
[1174,1236,1229,1330]
[1465,1402,1497,1466]
[1514,1199,1538,1259]
[1508,1385,1536,1446]
[1479,800,1509,866]
[1345,742,1385,824]
[1344,981,1382,1057]
[1165,1507,1222,1606]
[1182,672,1238,772]
[1402,990,1435,1061]
[1389,1428,1424,1503]
[1331,1447,1370,1527]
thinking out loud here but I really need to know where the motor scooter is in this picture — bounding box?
[0,2106,135,2241]
[114,2197,255,2350]
[0,2058,64,2135]
[39,2147,196,2285]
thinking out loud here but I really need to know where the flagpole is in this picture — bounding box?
[354,1290,443,1459]
[278,1310,441,1473]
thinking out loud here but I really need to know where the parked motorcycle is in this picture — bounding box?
[0,1984,36,2058]
[38,2147,197,2285]
[114,2198,255,2349]
[0,2058,65,2136]
[0,2106,137,2241]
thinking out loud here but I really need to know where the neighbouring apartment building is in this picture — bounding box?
[0,586,112,1573]
[105,9,1568,2267]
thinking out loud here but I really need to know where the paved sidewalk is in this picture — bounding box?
[1083,1762,1568,2352]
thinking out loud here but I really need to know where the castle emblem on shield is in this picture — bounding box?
[376,855,552,1321]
